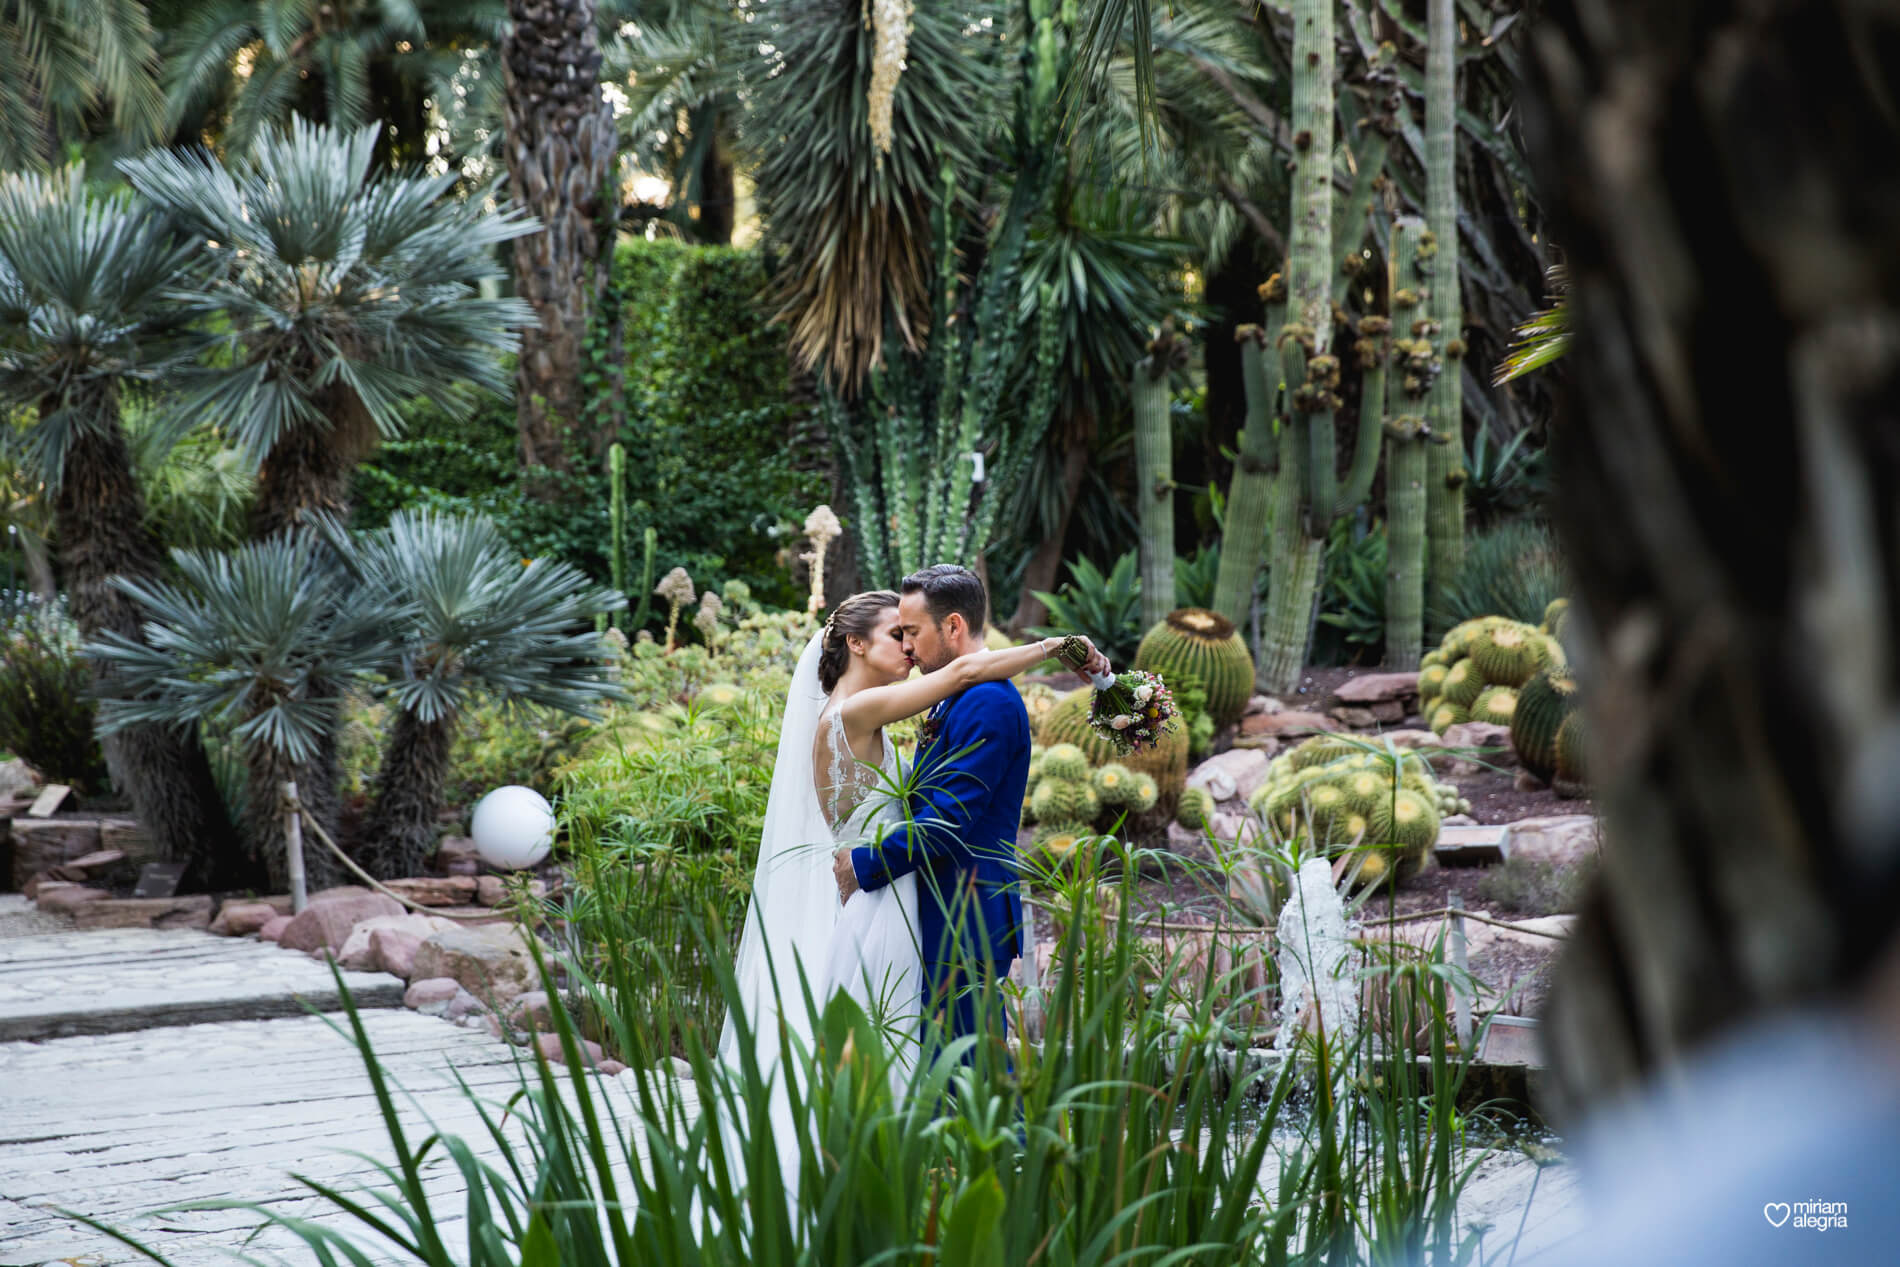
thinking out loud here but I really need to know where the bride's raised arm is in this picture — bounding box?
[840,635,1103,733]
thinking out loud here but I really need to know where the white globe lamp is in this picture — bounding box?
[471,786,555,870]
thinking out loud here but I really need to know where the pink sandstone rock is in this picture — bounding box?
[1333,671,1422,704]
[534,1032,606,1068]
[259,914,293,942]
[337,912,458,974]
[404,977,463,1011]
[36,883,110,915]
[277,893,404,954]
[210,900,281,937]
[380,876,478,907]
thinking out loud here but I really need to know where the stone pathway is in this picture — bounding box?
[0,906,669,1266]
[0,922,405,1041]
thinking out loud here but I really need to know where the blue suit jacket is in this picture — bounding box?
[850,680,1028,982]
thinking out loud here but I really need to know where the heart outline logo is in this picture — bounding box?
[1763,1203,1791,1228]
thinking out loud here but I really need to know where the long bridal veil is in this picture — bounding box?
[715,632,838,1194]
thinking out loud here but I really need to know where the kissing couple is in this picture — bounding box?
[715,563,1108,1178]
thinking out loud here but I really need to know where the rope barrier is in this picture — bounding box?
[281,786,516,922]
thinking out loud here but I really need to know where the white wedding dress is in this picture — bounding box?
[714,633,921,1208]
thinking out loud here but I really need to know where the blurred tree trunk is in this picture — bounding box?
[1523,0,1900,1125]
[502,0,617,490]
[54,413,250,893]
[697,132,736,246]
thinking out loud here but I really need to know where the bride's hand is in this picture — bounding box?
[833,847,859,904]
[1062,634,1112,681]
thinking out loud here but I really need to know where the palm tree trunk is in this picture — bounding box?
[244,741,349,894]
[250,383,374,540]
[1523,0,1900,1124]
[502,0,618,489]
[359,709,455,880]
[55,415,248,892]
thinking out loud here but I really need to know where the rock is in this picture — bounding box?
[446,988,487,1021]
[476,875,548,907]
[337,913,457,974]
[410,923,542,1006]
[307,885,373,902]
[72,895,214,930]
[63,848,128,875]
[1166,820,1213,862]
[210,900,281,937]
[9,818,102,888]
[508,990,554,1031]
[1506,815,1600,866]
[1226,735,1282,757]
[1239,709,1339,738]
[1442,813,1479,827]
[35,882,109,915]
[1369,700,1406,723]
[1440,722,1514,756]
[1333,671,1421,704]
[1243,695,1283,717]
[596,1059,629,1077]
[0,757,38,799]
[434,836,480,877]
[381,876,479,907]
[277,893,405,955]
[1207,812,1263,850]
[259,914,293,943]
[1187,748,1271,807]
[371,924,435,980]
[25,784,75,816]
[1330,705,1379,728]
[96,818,156,863]
[1379,729,1447,751]
[404,977,463,1012]
[534,1032,606,1068]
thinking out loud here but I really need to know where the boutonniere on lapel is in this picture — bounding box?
[917,703,945,750]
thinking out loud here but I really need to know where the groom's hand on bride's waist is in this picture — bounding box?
[833,847,860,903]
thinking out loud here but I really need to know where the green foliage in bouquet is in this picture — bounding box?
[1132,608,1255,726]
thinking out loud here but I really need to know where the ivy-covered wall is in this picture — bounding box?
[354,239,821,614]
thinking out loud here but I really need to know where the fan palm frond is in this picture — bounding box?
[1492,265,1571,385]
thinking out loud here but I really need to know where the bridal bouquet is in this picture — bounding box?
[1053,635,1178,755]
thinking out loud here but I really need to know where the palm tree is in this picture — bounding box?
[500,0,617,483]
[0,0,165,169]
[89,532,396,891]
[337,510,621,877]
[151,0,503,161]
[0,166,246,891]
[743,0,1005,393]
[119,118,537,541]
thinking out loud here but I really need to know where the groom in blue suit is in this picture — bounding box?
[833,564,1102,1056]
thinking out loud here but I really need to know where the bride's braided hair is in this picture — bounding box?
[818,590,901,693]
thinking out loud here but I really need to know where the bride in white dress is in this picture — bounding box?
[715,590,1090,1192]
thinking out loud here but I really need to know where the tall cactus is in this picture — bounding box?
[1382,216,1439,668]
[608,442,628,630]
[1254,0,1335,692]
[1210,279,1287,626]
[631,525,657,632]
[1423,0,1466,629]
[1132,322,1183,627]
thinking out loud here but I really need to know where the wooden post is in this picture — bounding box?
[284,780,308,915]
[1449,890,1470,1051]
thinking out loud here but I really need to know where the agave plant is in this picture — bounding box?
[334,510,624,878]
[1027,550,1144,667]
[118,118,536,541]
[0,164,244,888]
[89,532,398,891]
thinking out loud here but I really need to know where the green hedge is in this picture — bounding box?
[354,240,821,614]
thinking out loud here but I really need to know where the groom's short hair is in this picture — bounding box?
[902,564,987,635]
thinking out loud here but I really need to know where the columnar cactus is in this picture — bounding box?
[1383,216,1437,669]
[608,442,628,631]
[1210,313,1281,626]
[1424,0,1466,630]
[1132,324,1184,628]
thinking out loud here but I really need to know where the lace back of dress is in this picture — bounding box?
[818,708,878,832]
